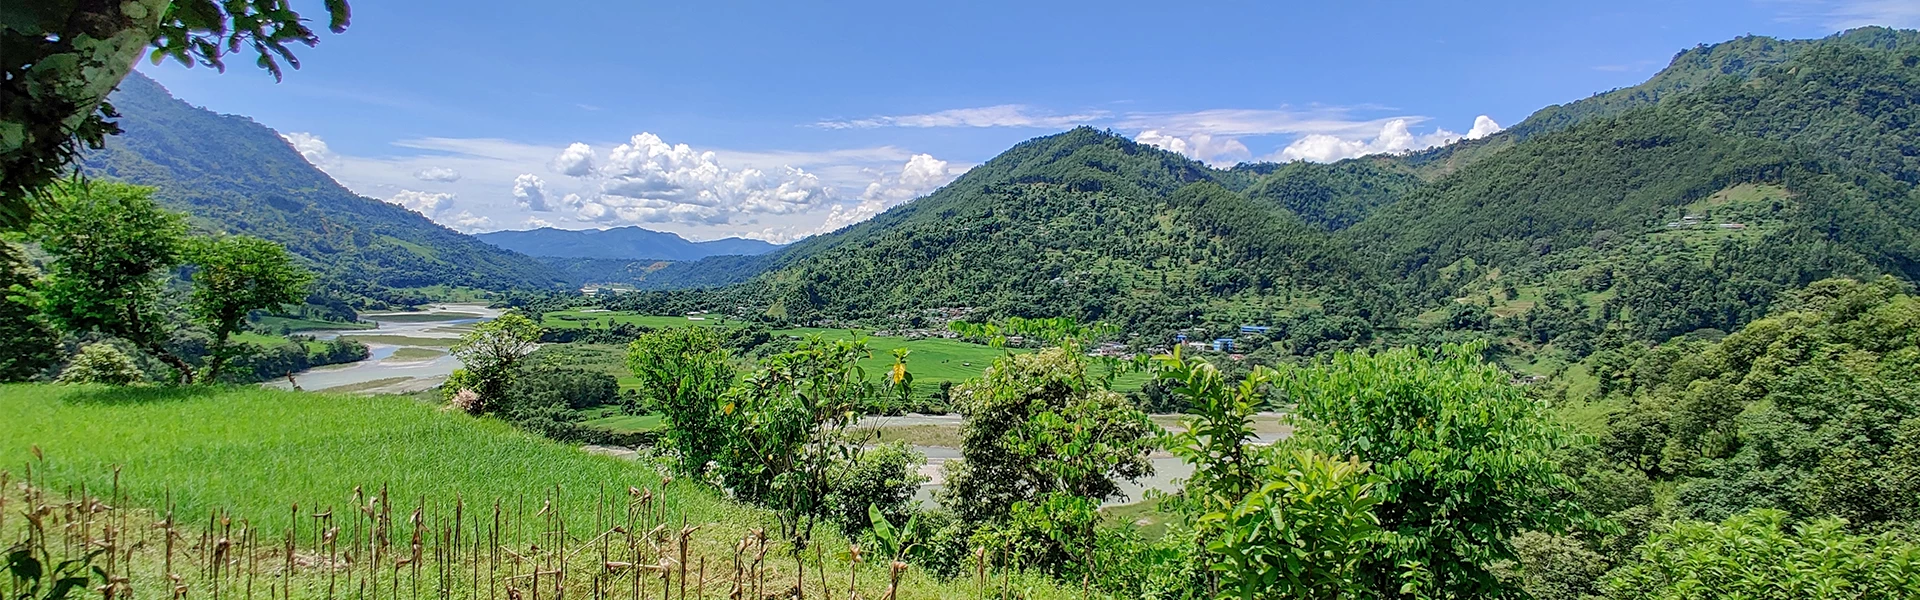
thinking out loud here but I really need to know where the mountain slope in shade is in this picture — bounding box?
[475,226,780,261]
[78,72,567,291]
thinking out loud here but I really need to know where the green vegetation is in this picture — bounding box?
[386,347,445,361]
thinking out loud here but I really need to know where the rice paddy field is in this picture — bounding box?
[0,384,1075,600]
[537,309,1147,399]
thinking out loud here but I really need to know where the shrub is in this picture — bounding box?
[1605,509,1920,599]
[56,342,145,385]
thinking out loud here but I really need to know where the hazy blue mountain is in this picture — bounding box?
[476,226,781,261]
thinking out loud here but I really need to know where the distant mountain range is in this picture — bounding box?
[475,227,780,261]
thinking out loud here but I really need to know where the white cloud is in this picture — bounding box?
[549,142,597,176]
[809,153,960,236]
[523,217,554,229]
[1135,130,1252,166]
[818,104,1109,129]
[388,189,456,214]
[1275,115,1500,162]
[512,174,549,211]
[450,211,495,233]
[570,132,834,227]
[1773,0,1920,29]
[281,132,338,170]
[1466,115,1503,140]
[413,167,462,182]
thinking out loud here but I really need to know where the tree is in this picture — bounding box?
[625,327,737,474]
[0,241,60,381]
[31,180,194,383]
[447,311,539,412]
[1283,343,1591,599]
[1,0,351,227]
[716,336,889,555]
[186,235,311,381]
[1159,350,1383,600]
[941,346,1156,525]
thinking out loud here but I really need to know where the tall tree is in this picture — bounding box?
[0,240,61,381]
[187,235,311,381]
[32,180,194,383]
[1,0,350,228]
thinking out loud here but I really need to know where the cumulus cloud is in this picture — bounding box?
[511,174,549,211]
[817,105,1108,129]
[524,217,554,229]
[549,143,597,176]
[1466,115,1503,140]
[281,132,338,170]
[810,154,959,235]
[413,167,462,182]
[1135,130,1252,166]
[561,132,834,227]
[450,211,495,233]
[388,190,455,214]
[1276,115,1499,162]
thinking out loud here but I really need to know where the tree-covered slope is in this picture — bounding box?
[709,128,1390,333]
[477,226,779,261]
[1340,38,1920,341]
[79,73,567,292]
[1402,26,1920,178]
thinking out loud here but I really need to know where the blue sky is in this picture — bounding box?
[138,0,1920,242]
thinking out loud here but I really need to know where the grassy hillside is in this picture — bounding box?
[0,384,1072,600]
[80,73,568,293]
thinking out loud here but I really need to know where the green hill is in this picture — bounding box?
[678,128,1392,336]
[605,28,1920,353]
[79,73,568,294]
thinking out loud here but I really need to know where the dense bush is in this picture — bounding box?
[1605,509,1920,599]
[56,342,145,385]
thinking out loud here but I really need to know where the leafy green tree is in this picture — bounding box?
[0,240,60,381]
[823,441,927,535]
[717,336,887,554]
[56,342,145,385]
[1158,351,1383,600]
[1605,509,1920,600]
[447,311,539,413]
[186,235,311,381]
[31,181,194,382]
[1,0,350,227]
[941,346,1157,525]
[625,327,737,474]
[1284,343,1591,599]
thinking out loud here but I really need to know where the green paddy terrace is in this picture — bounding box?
[0,384,1076,600]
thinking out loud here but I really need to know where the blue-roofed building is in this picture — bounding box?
[1239,325,1272,334]
[1212,338,1234,352]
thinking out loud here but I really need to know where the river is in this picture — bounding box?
[263,303,500,395]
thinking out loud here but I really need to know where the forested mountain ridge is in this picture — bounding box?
[476,226,779,261]
[594,28,1920,358]
[1400,26,1920,179]
[1339,34,1920,345]
[654,128,1397,335]
[78,73,569,294]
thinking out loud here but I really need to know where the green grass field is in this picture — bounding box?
[538,310,1145,399]
[0,384,1072,600]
